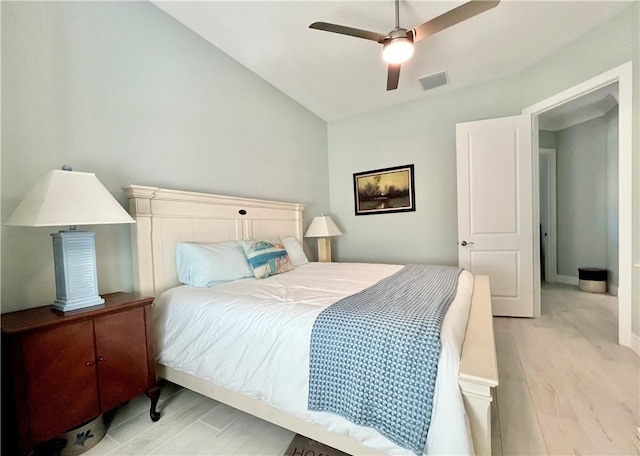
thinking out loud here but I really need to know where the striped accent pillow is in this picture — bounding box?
[241,236,294,279]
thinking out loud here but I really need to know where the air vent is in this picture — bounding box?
[418,71,448,92]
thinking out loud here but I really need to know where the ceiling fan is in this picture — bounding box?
[309,0,500,91]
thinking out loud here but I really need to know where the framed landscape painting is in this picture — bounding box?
[353,164,415,216]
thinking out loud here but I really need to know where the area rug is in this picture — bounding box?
[284,434,351,456]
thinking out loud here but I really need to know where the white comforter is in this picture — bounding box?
[154,263,475,455]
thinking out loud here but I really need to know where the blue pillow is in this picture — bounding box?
[176,241,253,287]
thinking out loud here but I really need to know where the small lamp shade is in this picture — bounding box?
[6,168,134,312]
[304,215,342,263]
[304,215,342,238]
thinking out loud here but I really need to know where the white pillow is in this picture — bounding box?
[176,241,253,287]
[282,236,309,267]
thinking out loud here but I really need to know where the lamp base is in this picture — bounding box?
[317,238,332,262]
[51,231,105,313]
[52,296,105,313]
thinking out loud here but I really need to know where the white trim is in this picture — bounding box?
[522,61,633,349]
[530,116,542,316]
[539,148,557,283]
[459,276,499,456]
[556,275,579,286]
[631,333,640,357]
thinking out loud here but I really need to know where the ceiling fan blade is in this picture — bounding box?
[387,64,401,91]
[410,0,500,43]
[309,22,386,42]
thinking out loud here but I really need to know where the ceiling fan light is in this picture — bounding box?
[382,37,414,64]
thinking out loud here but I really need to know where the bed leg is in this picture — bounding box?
[460,381,494,456]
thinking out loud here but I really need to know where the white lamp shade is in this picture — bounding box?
[6,169,134,227]
[304,215,342,238]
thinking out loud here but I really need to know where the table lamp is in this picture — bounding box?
[304,215,342,262]
[6,166,135,312]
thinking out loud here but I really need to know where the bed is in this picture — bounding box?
[123,185,498,455]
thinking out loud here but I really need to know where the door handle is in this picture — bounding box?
[460,240,475,246]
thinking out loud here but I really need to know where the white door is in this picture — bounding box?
[456,115,534,317]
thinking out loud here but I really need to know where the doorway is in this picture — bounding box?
[522,61,633,350]
[537,83,618,292]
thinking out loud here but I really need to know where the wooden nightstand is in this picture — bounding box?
[1,292,160,455]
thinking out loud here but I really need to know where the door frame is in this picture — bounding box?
[539,148,557,284]
[522,61,632,349]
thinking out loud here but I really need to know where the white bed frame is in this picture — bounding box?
[123,185,499,455]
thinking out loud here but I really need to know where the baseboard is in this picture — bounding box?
[556,275,579,286]
[608,284,618,296]
[631,332,640,357]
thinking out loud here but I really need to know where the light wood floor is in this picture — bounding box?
[492,283,639,456]
[86,283,639,455]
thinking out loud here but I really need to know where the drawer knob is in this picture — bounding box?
[85,361,95,367]
[98,356,107,362]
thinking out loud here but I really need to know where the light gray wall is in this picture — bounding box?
[2,2,638,336]
[540,118,618,289]
[556,117,608,278]
[328,3,639,334]
[1,1,329,313]
[539,130,557,149]
[328,75,522,265]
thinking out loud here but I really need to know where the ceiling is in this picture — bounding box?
[539,83,619,132]
[152,1,632,121]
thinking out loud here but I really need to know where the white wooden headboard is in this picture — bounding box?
[123,185,305,297]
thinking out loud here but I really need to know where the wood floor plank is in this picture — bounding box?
[83,435,120,456]
[494,328,549,455]
[498,283,639,456]
[110,395,220,455]
[148,421,221,455]
[200,403,245,431]
[150,413,293,456]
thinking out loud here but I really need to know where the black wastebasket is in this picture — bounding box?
[578,267,607,293]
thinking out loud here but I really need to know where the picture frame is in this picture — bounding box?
[353,164,415,216]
